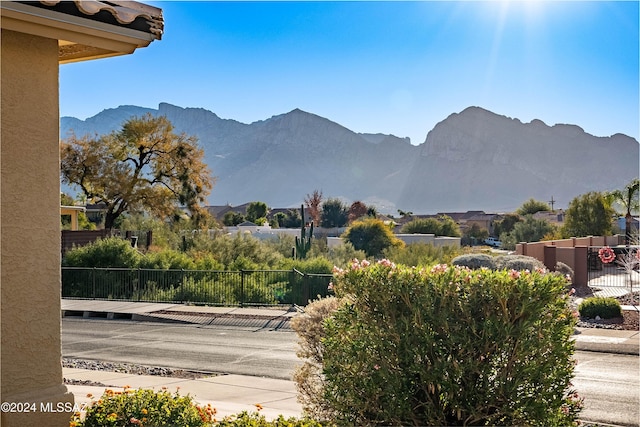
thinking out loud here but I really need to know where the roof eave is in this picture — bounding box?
[1,1,162,63]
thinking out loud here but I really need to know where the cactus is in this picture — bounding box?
[295,204,313,259]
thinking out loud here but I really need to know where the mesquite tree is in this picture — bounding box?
[61,114,213,230]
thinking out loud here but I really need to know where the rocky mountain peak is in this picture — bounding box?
[61,103,639,213]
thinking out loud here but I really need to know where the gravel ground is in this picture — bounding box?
[63,358,214,387]
[574,291,639,331]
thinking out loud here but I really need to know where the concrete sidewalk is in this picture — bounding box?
[65,368,302,420]
[62,299,297,329]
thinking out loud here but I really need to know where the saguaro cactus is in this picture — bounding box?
[295,204,313,259]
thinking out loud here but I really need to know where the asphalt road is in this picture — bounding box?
[62,318,299,380]
[573,351,640,426]
[62,319,639,426]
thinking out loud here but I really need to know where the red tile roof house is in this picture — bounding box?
[1,1,163,425]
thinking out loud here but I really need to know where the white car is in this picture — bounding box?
[484,237,502,247]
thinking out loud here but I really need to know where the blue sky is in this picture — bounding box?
[60,1,639,145]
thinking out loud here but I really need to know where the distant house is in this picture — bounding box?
[60,205,86,231]
[532,209,565,225]
[206,202,254,222]
[465,213,503,236]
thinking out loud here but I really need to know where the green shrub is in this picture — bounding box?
[495,254,545,271]
[451,253,496,269]
[204,234,284,270]
[312,261,580,426]
[578,297,622,319]
[342,218,404,257]
[71,387,214,427]
[313,241,366,269]
[400,216,461,237]
[138,249,196,270]
[63,237,141,268]
[382,242,459,267]
[277,257,333,275]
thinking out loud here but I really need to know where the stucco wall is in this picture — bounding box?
[1,29,74,426]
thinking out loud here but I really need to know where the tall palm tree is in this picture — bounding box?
[610,178,640,245]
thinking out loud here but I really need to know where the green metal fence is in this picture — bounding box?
[62,267,333,307]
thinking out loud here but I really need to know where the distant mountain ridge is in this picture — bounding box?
[61,103,639,214]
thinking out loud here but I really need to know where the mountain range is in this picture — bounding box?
[61,103,639,214]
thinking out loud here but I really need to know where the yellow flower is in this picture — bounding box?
[255,403,263,411]
[141,408,148,415]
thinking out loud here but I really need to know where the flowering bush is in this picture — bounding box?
[315,259,580,426]
[598,246,616,264]
[70,387,215,427]
[213,411,322,426]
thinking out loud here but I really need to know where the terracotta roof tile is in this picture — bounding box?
[30,0,163,39]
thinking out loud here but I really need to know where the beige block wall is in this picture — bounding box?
[1,29,74,426]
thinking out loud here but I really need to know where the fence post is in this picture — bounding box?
[92,267,96,299]
[303,273,310,305]
[543,245,557,272]
[240,270,245,308]
[574,246,588,288]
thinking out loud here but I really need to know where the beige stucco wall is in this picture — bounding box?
[1,29,74,426]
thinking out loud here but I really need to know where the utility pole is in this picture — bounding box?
[548,196,556,211]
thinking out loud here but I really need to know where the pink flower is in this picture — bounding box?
[361,259,371,267]
[377,258,395,268]
[569,288,576,295]
[509,270,520,279]
[430,264,448,274]
[374,364,380,370]
[332,265,344,275]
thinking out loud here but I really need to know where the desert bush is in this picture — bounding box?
[578,297,622,319]
[313,241,366,269]
[63,237,141,268]
[400,216,461,237]
[495,254,545,271]
[172,276,233,305]
[313,261,580,426]
[138,249,196,270]
[70,387,214,427]
[555,261,574,282]
[205,234,284,270]
[382,242,459,267]
[291,297,343,420]
[451,253,496,269]
[343,218,404,257]
[277,257,333,275]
